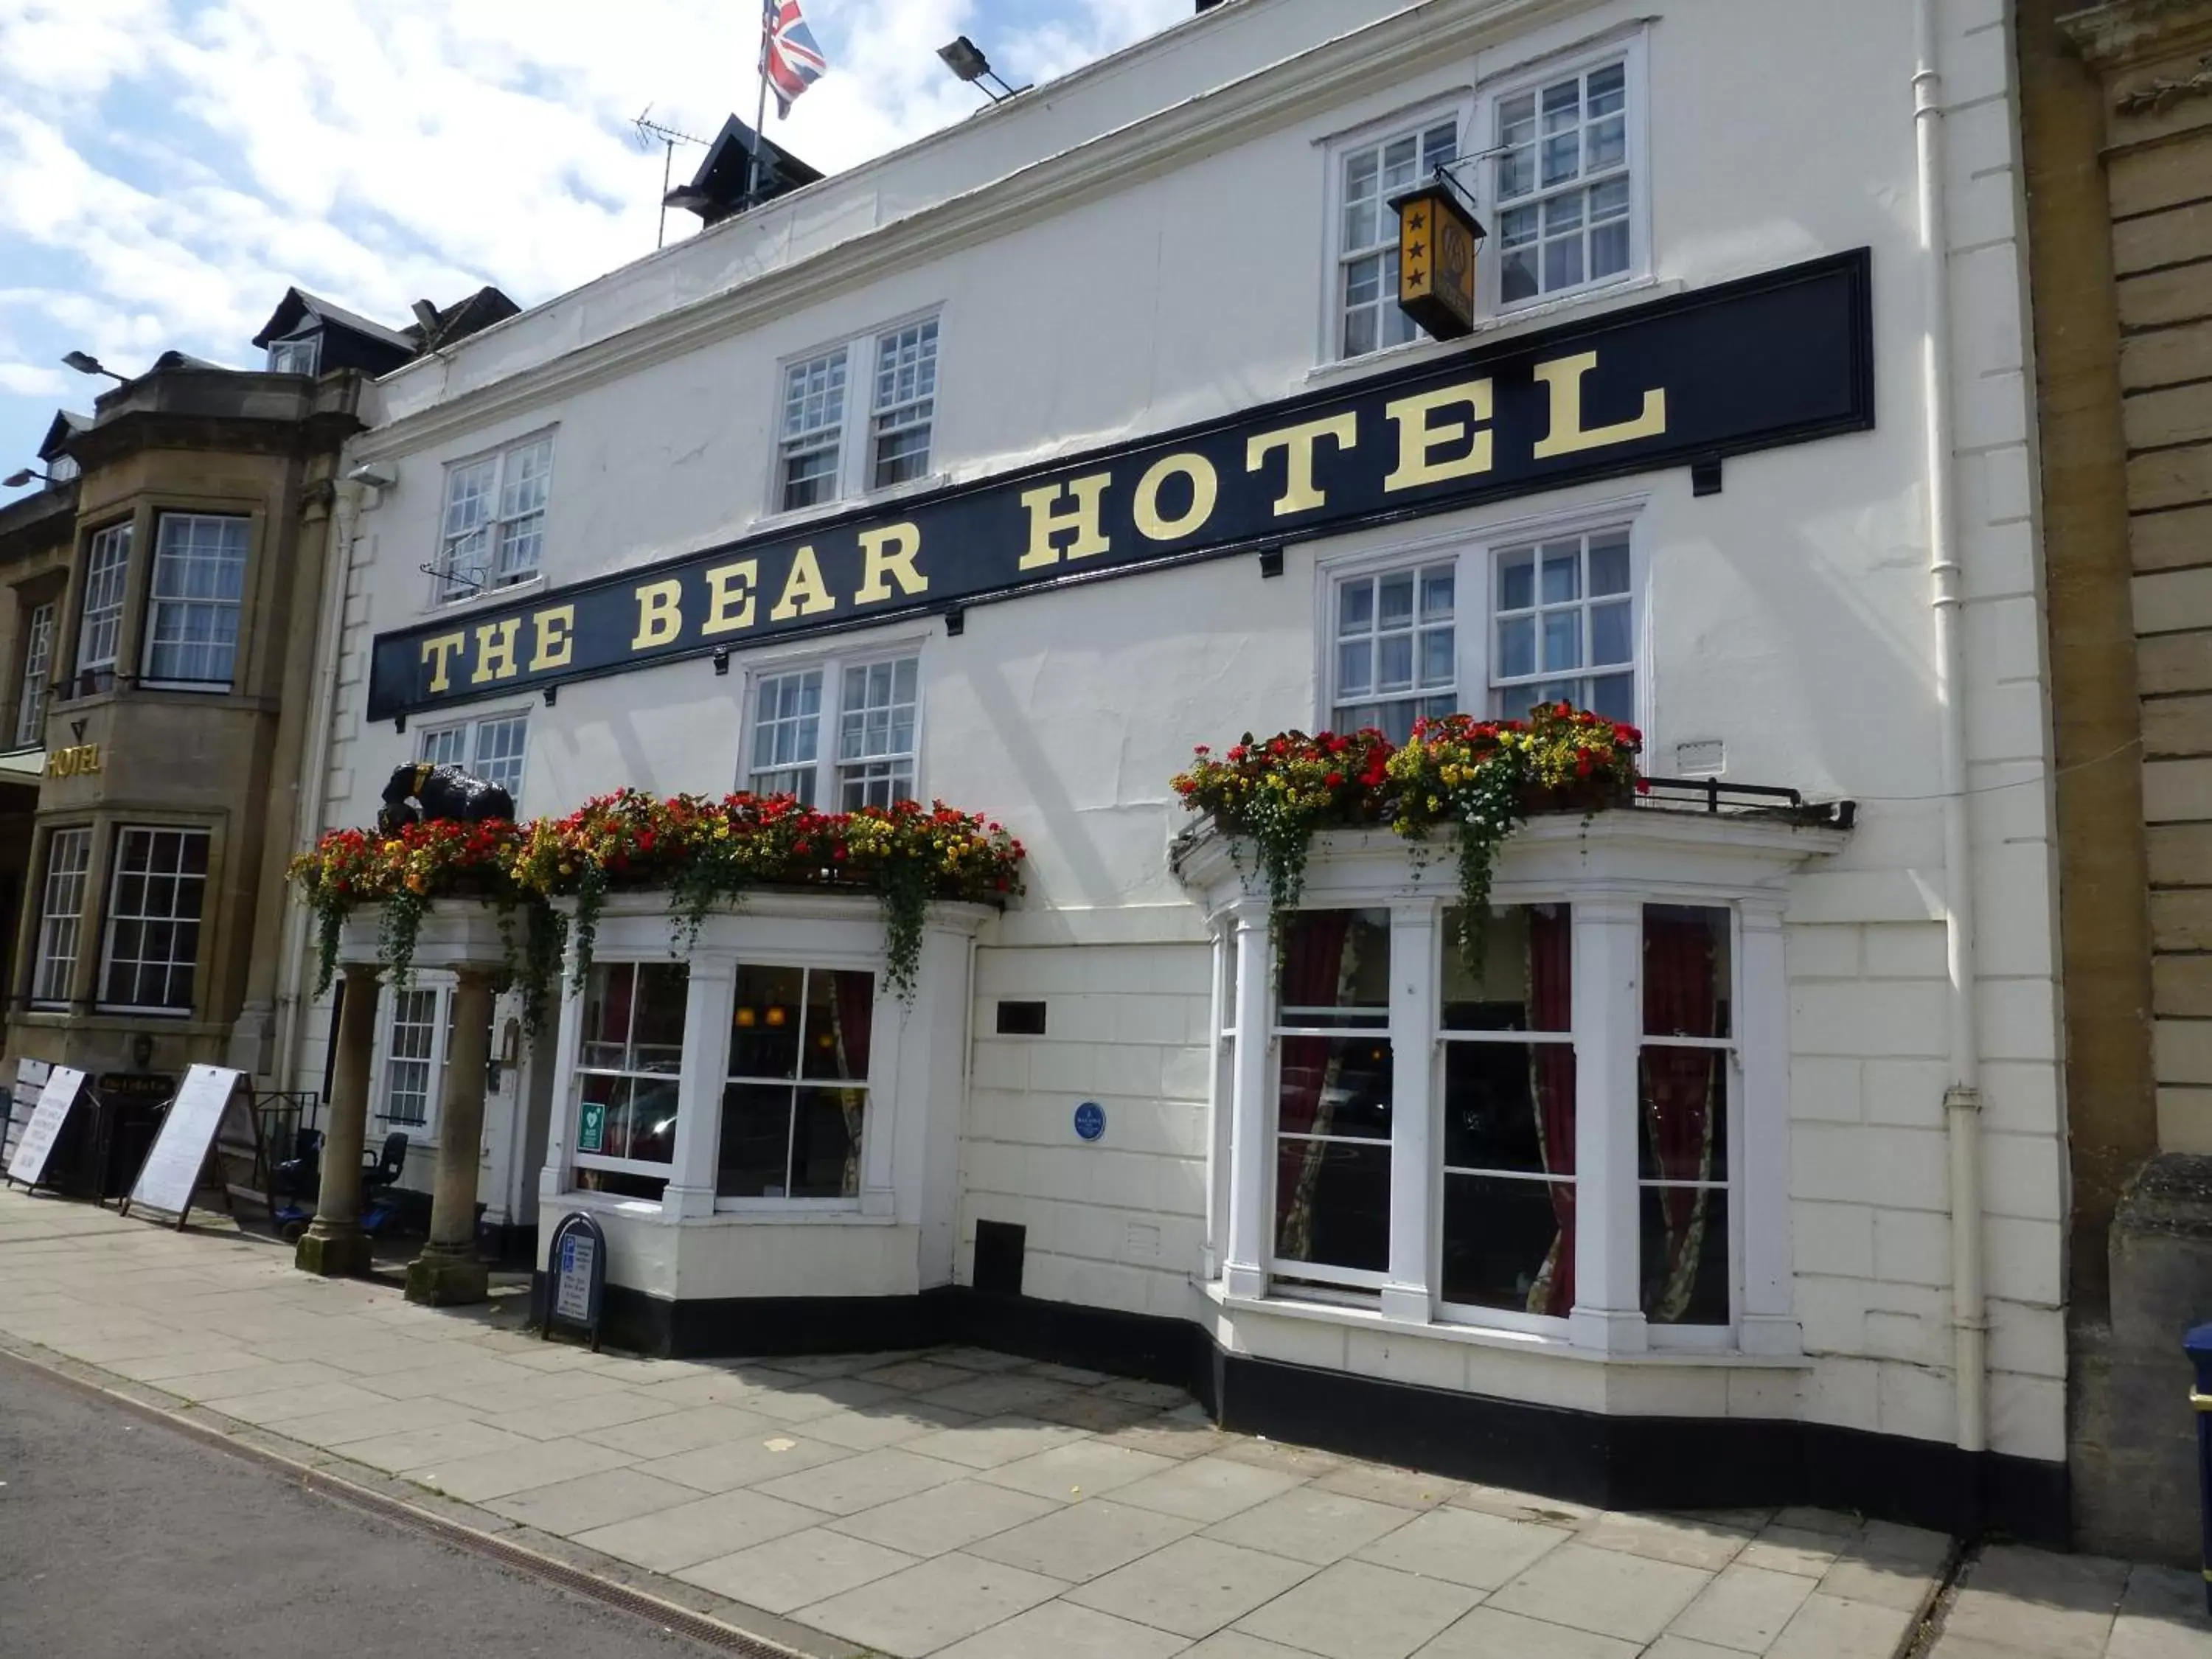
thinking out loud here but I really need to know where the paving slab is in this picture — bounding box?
[1065,1535,1317,1639]
[932,1598,1192,1658]
[751,1446,971,1515]
[1666,1560,1821,1652]
[1112,1451,1307,1523]
[1233,1558,1481,1659]
[965,1495,1202,1582]
[1354,1500,1571,1590]
[1487,1541,1713,1645]
[1204,1485,1416,1565]
[574,1486,833,1573]
[798,1549,1070,1658]
[1416,1606,1641,1658]
[826,1477,1062,1558]
[675,1526,919,1613]
[978,1436,1179,1500]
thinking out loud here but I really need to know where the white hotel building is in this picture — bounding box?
[277,0,2067,1540]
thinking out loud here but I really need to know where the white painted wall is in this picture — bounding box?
[291,0,2060,1461]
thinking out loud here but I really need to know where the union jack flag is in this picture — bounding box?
[762,0,828,118]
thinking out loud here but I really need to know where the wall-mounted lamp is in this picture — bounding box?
[938,35,1026,102]
[1388,167,1487,341]
[347,462,397,490]
[2,467,51,489]
[765,1006,788,1029]
[61,349,129,384]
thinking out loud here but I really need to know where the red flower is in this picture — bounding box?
[1324,771,1344,788]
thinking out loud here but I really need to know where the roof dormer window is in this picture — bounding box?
[267,335,320,377]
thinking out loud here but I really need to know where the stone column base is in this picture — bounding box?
[405,1247,489,1307]
[295,1225,371,1278]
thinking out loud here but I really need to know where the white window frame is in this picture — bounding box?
[1314,499,1651,751]
[29,826,92,1009]
[571,958,690,1181]
[1321,94,1474,363]
[97,826,210,1016]
[740,645,923,811]
[716,959,877,1211]
[142,512,250,691]
[15,598,55,749]
[267,335,321,375]
[1487,522,1641,726]
[417,709,529,804]
[372,973,453,1141]
[770,311,944,515]
[74,521,133,688]
[1480,32,1651,316]
[432,431,555,605]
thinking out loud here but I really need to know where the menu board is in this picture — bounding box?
[123,1065,237,1220]
[4,1058,49,1164]
[5,1065,86,1189]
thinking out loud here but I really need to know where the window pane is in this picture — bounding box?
[1336,641,1372,699]
[1338,580,1374,635]
[1379,574,1414,627]
[1422,570,1455,617]
[1642,1187,1729,1326]
[1501,248,1539,305]
[1592,602,1632,667]
[1441,905,1571,1032]
[1498,553,1534,613]
[1277,909,1390,1027]
[16,599,53,748]
[1590,674,1634,723]
[1377,633,1413,693]
[1645,905,1732,1039]
[731,964,806,1079]
[791,1087,863,1197]
[1498,616,1535,680]
[1273,1139,1390,1273]
[1589,535,1631,595]
[632,963,689,1070]
[76,522,133,679]
[1639,1048,1729,1183]
[580,963,635,1070]
[803,970,874,1082]
[1444,1174,1576,1315]
[625,1077,681,1164]
[717,1082,795,1197]
[100,828,208,1011]
[1592,218,1631,281]
[1420,627,1455,688]
[1279,1035,1393,1142]
[1542,611,1582,672]
[1545,230,1586,292]
[1444,1043,1573,1176]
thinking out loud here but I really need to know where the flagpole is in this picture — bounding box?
[748,6,773,209]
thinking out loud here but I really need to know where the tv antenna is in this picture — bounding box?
[633,106,713,249]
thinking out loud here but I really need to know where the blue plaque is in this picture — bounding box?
[1074,1102,1106,1143]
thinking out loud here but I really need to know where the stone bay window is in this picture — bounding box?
[1181,793,1846,1359]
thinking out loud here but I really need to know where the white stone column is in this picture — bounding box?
[1736,897,1801,1355]
[538,925,588,1215]
[664,948,737,1220]
[1571,892,1648,1354]
[1223,901,1273,1300]
[1383,901,1438,1323]
[1203,924,1232,1283]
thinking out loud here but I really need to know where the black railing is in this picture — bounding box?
[1635,775,1857,830]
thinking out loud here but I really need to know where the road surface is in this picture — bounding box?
[0,1354,726,1659]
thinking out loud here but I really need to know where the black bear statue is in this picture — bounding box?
[378,762,517,835]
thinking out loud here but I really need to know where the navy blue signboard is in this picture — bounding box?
[542,1211,608,1352]
[369,250,1874,721]
[1074,1102,1106,1143]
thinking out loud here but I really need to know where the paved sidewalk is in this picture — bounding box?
[0,1187,2204,1659]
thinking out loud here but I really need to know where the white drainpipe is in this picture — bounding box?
[1915,0,1987,1457]
[272,477,363,1109]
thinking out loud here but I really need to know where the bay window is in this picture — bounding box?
[1194,808,1829,1359]
[143,514,248,688]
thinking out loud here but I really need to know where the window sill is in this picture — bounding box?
[1205,1280,1808,1369]
[1305,274,1680,394]
[745,471,953,540]
[552,1187,899,1228]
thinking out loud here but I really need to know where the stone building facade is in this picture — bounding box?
[2019,0,2212,1563]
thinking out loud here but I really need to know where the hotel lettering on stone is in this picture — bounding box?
[282,0,2066,1539]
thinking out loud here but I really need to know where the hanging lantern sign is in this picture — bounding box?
[1391,175,1486,340]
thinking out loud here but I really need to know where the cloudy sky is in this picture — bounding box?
[0,0,1189,498]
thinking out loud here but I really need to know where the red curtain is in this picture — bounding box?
[1642,913,1721,1321]
[1275,913,1354,1260]
[1526,906,1576,1317]
[829,971,874,1198]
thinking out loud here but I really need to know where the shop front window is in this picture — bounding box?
[719,964,874,1201]
[1439,905,1576,1317]
[572,960,687,1197]
[1272,909,1393,1285]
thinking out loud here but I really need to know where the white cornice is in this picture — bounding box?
[354,0,1608,465]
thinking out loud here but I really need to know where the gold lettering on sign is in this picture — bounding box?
[530,606,575,672]
[471,618,521,684]
[1018,473,1113,570]
[632,580,684,650]
[421,633,466,693]
[1384,379,1495,492]
[702,561,758,636]
[1133,453,1220,542]
[855,523,928,605]
[1532,351,1668,459]
[1248,413,1359,517]
[44,744,102,779]
[771,546,836,622]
